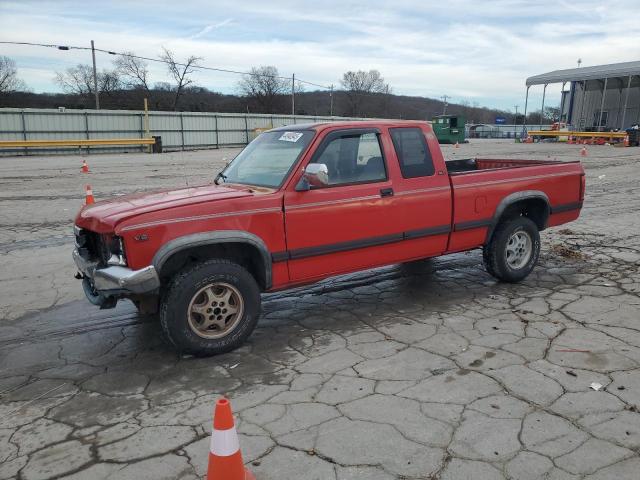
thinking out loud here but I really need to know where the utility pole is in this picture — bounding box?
[90,40,100,109]
[441,95,450,115]
[384,84,390,118]
[291,73,295,116]
[513,105,519,138]
[329,84,334,117]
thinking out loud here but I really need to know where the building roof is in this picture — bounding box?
[526,60,640,86]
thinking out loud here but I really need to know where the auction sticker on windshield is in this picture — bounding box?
[279,132,304,142]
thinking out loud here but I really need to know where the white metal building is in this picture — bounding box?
[525,61,640,131]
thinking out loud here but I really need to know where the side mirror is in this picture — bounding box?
[296,163,329,191]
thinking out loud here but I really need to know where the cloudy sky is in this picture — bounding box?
[1,0,638,110]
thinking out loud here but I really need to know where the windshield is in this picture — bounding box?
[218,130,314,188]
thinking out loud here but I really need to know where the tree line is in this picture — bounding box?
[0,53,554,124]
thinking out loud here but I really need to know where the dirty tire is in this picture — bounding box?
[160,259,261,356]
[483,216,540,283]
[482,245,497,278]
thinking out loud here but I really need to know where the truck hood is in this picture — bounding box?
[75,184,253,233]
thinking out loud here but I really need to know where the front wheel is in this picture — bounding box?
[483,217,540,283]
[160,259,261,356]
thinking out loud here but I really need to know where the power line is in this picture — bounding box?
[0,40,332,89]
[0,41,71,50]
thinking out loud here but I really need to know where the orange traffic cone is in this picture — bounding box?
[85,185,95,205]
[580,146,587,157]
[81,159,90,173]
[454,141,459,148]
[623,134,629,147]
[207,398,255,480]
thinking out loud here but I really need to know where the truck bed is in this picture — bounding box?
[445,158,585,253]
[446,157,571,174]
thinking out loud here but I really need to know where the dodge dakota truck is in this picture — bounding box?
[73,121,585,355]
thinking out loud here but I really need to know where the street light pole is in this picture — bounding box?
[291,73,295,116]
[91,40,100,109]
[329,84,334,117]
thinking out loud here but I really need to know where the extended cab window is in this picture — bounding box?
[310,131,386,186]
[219,130,314,188]
[390,127,435,178]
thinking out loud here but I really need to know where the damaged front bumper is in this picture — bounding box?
[73,248,161,299]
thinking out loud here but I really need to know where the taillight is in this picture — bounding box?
[579,173,586,201]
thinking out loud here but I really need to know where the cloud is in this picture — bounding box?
[189,18,234,39]
[1,0,639,110]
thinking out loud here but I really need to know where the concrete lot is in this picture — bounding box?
[1,140,639,479]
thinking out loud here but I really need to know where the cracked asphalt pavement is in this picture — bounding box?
[1,140,639,479]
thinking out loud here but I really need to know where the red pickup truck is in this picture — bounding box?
[74,121,585,355]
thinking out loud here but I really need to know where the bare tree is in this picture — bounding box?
[114,52,151,95]
[340,70,389,116]
[55,65,92,95]
[0,56,27,93]
[159,47,202,110]
[237,66,291,113]
[54,64,120,96]
[543,106,561,123]
[100,70,120,96]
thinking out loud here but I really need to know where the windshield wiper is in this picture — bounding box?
[215,172,227,185]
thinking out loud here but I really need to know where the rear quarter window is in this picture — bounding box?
[390,127,435,178]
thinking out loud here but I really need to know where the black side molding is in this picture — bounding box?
[404,225,451,239]
[550,201,583,214]
[289,233,403,260]
[454,219,493,231]
[271,251,290,263]
[272,224,451,262]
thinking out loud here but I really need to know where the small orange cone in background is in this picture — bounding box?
[454,141,459,148]
[623,134,629,147]
[580,146,587,157]
[81,159,90,173]
[85,185,95,205]
[207,398,255,480]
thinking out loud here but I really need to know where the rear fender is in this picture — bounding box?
[485,191,550,244]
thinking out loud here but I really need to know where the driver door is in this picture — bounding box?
[283,128,402,282]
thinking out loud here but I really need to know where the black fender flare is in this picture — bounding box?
[152,231,273,289]
[484,190,550,244]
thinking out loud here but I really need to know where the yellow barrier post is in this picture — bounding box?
[0,138,157,148]
[144,98,151,153]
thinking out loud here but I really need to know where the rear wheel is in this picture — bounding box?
[160,259,261,356]
[483,217,540,283]
[482,246,496,278]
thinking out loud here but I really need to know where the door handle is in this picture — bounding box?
[380,188,394,197]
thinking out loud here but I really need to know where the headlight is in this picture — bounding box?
[107,236,127,266]
[74,225,87,247]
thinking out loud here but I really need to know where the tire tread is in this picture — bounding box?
[159,258,261,356]
[483,216,540,283]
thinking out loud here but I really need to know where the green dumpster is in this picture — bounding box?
[432,115,466,144]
